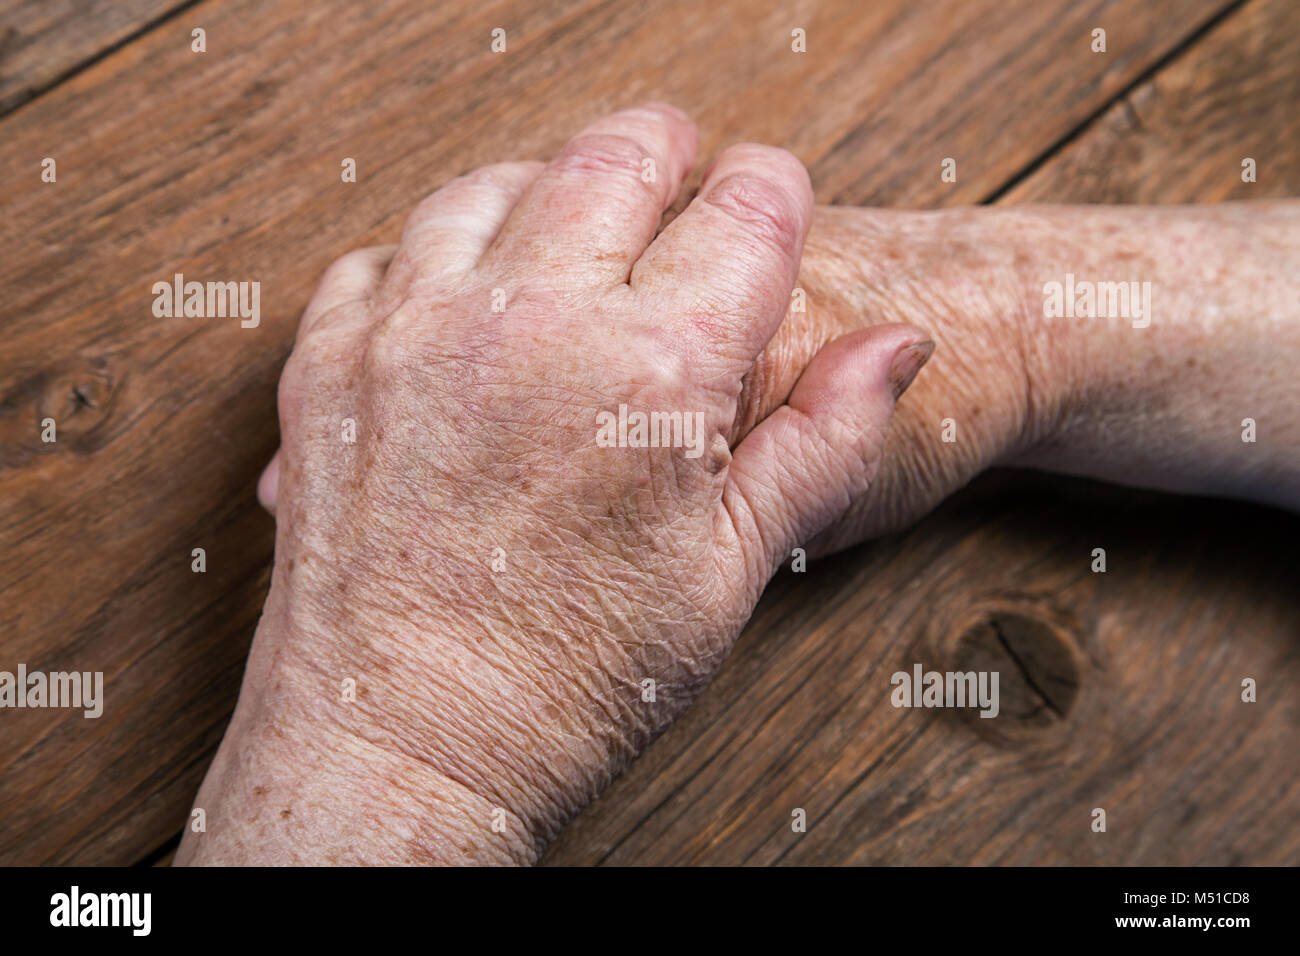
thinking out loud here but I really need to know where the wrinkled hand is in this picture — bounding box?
[261,213,1041,555]
[179,104,930,864]
[746,206,1041,551]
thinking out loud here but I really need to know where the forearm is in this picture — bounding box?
[1003,202,1300,508]
[771,201,1300,550]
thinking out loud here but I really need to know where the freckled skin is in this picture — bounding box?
[181,105,1300,866]
[178,105,929,866]
[748,202,1300,549]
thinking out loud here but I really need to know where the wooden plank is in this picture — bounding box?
[1005,0,1300,202]
[0,0,1239,864]
[546,0,1300,865]
[0,0,192,115]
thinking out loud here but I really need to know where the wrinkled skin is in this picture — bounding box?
[178,105,931,864]
[757,201,1300,545]
[255,208,1039,550]
[183,102,1300,864]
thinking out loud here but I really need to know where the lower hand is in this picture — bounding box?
[177,104,930,864]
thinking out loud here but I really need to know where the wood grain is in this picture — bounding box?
[0,0,1277,865]
[1005,0,1300,202]
[0,0,193,114]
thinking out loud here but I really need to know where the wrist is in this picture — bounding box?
[181,593,581,865]
[816,204,1062,451]
[782,206,1060,543]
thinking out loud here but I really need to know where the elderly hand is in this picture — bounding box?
[176,104,930,865]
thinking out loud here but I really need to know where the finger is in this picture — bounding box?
[257,450,281,515]
[296,245,396,343]
[631,144,813,369]
[384,161,545,298]
[281,246,394,515]
[479,103,697,287]
[721,324,933,586]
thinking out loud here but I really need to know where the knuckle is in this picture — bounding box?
[337,246,378,268]
[719,143,806,179]
[320,248,375,287]
[703,173,802,252]
[554,133,649,181]
[643,337,692,394]
[407,187,449,223]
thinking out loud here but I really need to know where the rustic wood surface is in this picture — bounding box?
[0,0,1294,866]
[0,0,192,113]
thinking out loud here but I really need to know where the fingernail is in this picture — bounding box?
[888,340,934,399]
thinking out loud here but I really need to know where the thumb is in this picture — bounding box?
[722,323,932,584]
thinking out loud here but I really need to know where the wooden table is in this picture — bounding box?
[1,0,1296,866]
